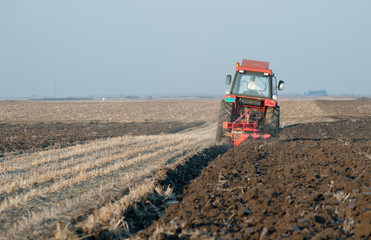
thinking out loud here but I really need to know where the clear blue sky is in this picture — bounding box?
[1,0,370,98]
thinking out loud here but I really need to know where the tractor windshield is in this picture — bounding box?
[231,72,271,98]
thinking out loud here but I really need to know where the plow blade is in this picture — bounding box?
[233,133,271,146]
[233,134,250,146]
[261,134,271,140]
[251,133,260,140]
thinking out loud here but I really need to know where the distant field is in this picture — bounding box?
[0,100,220,123]
[1,99,369,124]
[1,99,370,154]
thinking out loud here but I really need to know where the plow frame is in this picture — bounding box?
[223,108,271,146]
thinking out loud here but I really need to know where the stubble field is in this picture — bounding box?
[0,99,370,239]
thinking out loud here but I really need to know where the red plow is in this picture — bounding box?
[223,108,271,146]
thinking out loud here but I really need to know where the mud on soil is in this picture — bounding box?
[137,117,371,239]
[0,121,204,154]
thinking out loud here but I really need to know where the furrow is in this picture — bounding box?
[0,136,179,195]
[0,134,203,212]
[0,135,156,172]
[1,136,209,236]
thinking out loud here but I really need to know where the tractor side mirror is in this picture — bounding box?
[278,80,285,90]
[225,75,231,85]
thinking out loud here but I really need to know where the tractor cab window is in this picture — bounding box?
[231,73,271,98]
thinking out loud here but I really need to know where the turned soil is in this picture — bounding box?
[138,117,371,239]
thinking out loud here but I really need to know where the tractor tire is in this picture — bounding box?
[215,100,233,144]
[263,106,280,138]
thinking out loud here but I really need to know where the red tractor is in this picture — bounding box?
[215,59,284,146]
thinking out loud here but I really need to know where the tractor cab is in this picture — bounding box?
[231,72,272,98]
[225,59,284,100]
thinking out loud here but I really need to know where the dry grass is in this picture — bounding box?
[0,123,215,239]
[52,181,176,239]
[55,181,177,239]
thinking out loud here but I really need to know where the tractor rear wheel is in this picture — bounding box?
[215,100,233,144]
[263,106,280,138]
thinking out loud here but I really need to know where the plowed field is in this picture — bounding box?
[138,116,370,239]
[0,99,370,239]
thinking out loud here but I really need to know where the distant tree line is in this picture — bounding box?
[304,90,328,96]
[29,97,93,101]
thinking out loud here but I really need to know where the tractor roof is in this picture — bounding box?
[236,59,273,75]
